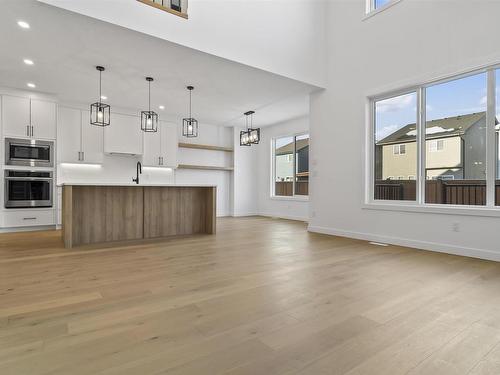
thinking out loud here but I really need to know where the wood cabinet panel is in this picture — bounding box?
[64,186,143,247]
[143,187,215,238]
[63,185,215,248]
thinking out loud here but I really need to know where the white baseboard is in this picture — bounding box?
[308,225,500,262]
[260,213,308,222]
[232,212,259,218]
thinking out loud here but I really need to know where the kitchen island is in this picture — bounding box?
[61,184,216,248]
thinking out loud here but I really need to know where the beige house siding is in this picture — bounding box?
[381,136,462,179]
[426,137,461,170]
[382,142,417,179]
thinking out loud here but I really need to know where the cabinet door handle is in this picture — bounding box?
[78,151,81,161]
[31,125,34,137]
[81,151,84,161]
[161,157,164,165]
[26,125,30,136]
[23,217,37,220]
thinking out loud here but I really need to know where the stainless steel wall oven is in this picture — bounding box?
[4,170,53,208]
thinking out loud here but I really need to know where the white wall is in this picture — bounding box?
[232,127,258,216]
[38,0,326,88]
[175,122,233,217]
[257,116,309,221]
[309,0,500,261]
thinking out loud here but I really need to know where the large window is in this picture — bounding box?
[374,92,417,201]
[273,134,309,197]
[367,0,399,14]
[371,67,500,209]
[425,72,487,205]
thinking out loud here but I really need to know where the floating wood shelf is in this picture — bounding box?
[177,164,234,171]
[178,143,234,152]
[136,0,188,19]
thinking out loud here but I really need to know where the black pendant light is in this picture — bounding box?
[240,110,260,146]
[90,66,110,127]
[141,77,158,133]
[182,86,198,137]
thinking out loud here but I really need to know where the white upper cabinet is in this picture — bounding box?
[1,95,55,139]
[2,95,31,138]
[57,107,103,164]
[162,122,178,168]
[31,99,56,139]
[104,113,143,155]
[142,121,178,168]
[142,127,162,167]
[81,110,104,164]
[58,106,82,163]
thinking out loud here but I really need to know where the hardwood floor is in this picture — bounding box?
[1,216,500,374]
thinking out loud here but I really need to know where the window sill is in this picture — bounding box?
[270,196,309,202]
[137,0,188,19]
[363,202,500,218]
[363,0,402,21]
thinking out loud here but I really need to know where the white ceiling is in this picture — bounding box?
[0,0,316,127]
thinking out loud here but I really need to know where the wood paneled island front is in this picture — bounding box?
[62,184,216,248]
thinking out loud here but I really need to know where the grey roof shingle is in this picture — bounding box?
[377,112,486,145]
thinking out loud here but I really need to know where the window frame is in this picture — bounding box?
[429,139,444,153]
[365,0,402,19]
[271,132,309,200]
[393,144,406,155]
[366,64,499,215]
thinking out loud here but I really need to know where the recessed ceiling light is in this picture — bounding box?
[17,21,30,29]
[159,105,165,110]
[100,95,107,100]
[23,59,34,65]
[27,83,36,88]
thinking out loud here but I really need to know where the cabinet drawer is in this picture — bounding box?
[3,210,55,227]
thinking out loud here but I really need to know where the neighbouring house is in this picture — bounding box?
[375,112,497,181]
[274,137,309,196]
[275,138,309,181]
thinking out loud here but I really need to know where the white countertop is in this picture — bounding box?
[57,182,217,187]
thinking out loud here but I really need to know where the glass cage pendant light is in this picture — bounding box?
[248,110,260,145]
[141,77,158,133]
[182,86,198,137]
[240,110,260,146]
[90,66,111,127]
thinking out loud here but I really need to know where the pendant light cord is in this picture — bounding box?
[98,70,102,105]
[148,80,151,112]
[189,89,192,119]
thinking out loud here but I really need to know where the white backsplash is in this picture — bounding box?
[57,154,175,185]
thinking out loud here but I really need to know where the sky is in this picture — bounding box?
[375,71,497,142]
[375,0,391,8]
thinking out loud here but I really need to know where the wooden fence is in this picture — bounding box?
[374,179,500,205]
[275,181,308,196]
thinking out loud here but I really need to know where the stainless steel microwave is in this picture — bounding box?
[5,138,54,167]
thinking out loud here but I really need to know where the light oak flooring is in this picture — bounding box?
[1,216,500,374]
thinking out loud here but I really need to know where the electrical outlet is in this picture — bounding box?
[452,222,460,232]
